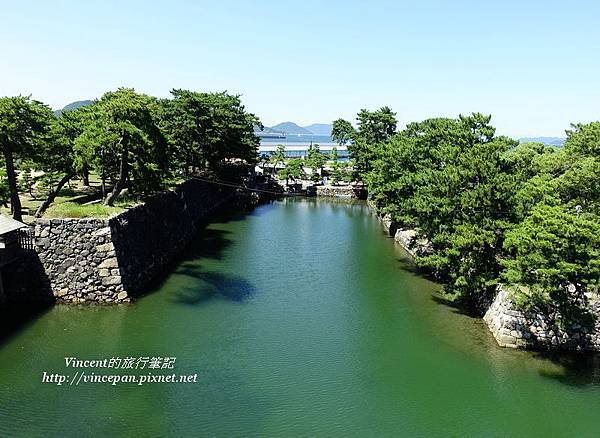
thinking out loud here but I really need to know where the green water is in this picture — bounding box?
[1,198,600,437]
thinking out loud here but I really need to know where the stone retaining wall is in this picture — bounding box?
[316,185,367,199]
[32,179,233,304]
[483,286,600,351]
[377,212,431,257]
[372,201,600,352]
[34,218,123,303]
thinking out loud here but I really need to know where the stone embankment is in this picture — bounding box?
[372,202,600,351]
[377,212,431,257]
[273,178,367,199]
[31,179,234,304]
[483,286,600,351]
[316,184,367,199]
[34,218,125,303]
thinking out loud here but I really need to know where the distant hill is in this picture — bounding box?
[259,122,333,136]
[54,100,93,117]
[255,125,283,134]
[519,137,565,147]
[253,125,286,136]
[270,122,312,135]
[303,123,332,136]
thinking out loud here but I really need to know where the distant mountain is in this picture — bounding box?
[253,125,285,136]
[519,137,565,147]
[270,122,312,135]
[54,100,93,117]
[303,123,332,136]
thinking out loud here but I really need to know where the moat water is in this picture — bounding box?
[1,198,600,436]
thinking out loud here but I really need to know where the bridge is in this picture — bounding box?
[258,143,349,159]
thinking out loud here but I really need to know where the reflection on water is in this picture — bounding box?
[1,198,600,437]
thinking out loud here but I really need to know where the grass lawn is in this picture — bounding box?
[3,170,188,222]
[44,202,125,219]
[1,172,142,222]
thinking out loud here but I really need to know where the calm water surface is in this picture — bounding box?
[1,198,600,437]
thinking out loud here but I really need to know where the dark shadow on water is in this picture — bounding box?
[209,199,278,225]
[0,305,54,345]
[184,228,234,261]
[391,251,481,318]
[141,205,261,306]
[171,269,256,305]
[430,294,482,318]
[427,281,600,387]
[395,254,447,285]
[0,251,55,346]
[389,238,600,387]
[534,350,600,386]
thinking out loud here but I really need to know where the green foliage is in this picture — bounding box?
[0,166,11,206]
[17,162,36,197]
[50,104,94,176]
[0,96,55,157]
[306,144,326,183]
[348,107,397,178]
[564,121,600,157]
[159,89,260,174]
[279,158,305,183]
[356,106,397,144]
[341,162,353,183]
[500,121,600,324]
[37,172,60,196]
[76,88,168,203]
[331,119,355,146]
[0,88,261,213]
[330,146,342,185]
[269,144,286,170]
[0,95,55,219]
[503,204,600,327]
[362,111,600,320]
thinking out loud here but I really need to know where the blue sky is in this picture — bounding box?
[1,0,599,137]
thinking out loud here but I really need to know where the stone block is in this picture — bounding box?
[499,334,517,345]
[117,291,128,300]
[96,242,115,253]
[93,227,111,236]
[102,276,122,286]
[99,258,119,269]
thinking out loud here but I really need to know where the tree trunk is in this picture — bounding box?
[2,144,22,221]
[82,165,90,186]
[35,172,74,217]
[101,168,106,199]
[104,135,129,206]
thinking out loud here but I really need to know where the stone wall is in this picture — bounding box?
[110,180,231,295]
[34,218,123,303]
[483,286,600,351]
[377,212,431,257]
[371,201,600,352]
[32,179,234,304]
[316,185,367,199]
